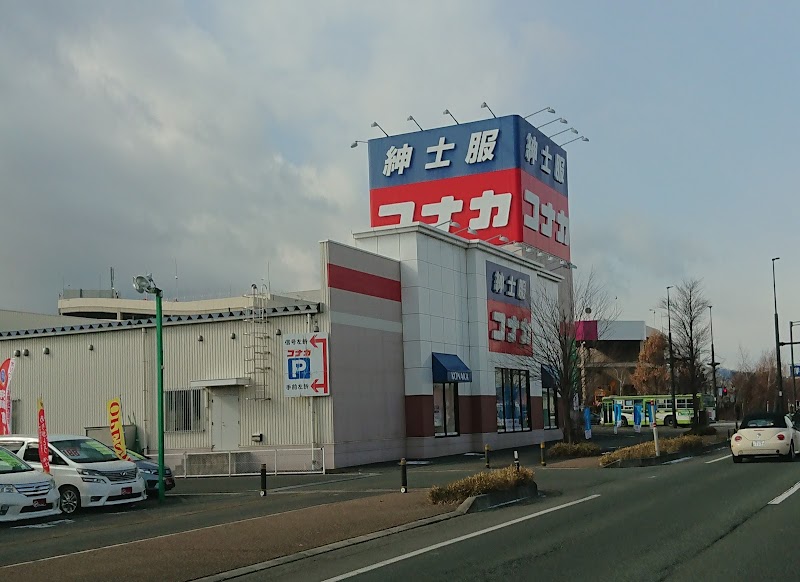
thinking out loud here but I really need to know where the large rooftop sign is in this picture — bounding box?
[367,114,570,261]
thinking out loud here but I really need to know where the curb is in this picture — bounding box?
[461,483,540,513]
[191,504,468,582]
[602,442,729,468]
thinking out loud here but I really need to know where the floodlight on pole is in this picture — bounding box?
[350,140,367,149]
[482,234,510,244]
[523,107,555,119]
[443,109,459,125]
[452,226,478,236]
[480,102,497,119]
[407,115,424,131]
[370,121,389,137]
[536,117,567,129]
[560,136,589,147]
[132,273,166,502]
[433,219,460,231]
[549,127,578,139]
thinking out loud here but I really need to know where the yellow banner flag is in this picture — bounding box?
[107,398,130,461]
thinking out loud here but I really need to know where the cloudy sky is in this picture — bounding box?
[1,1,798,368]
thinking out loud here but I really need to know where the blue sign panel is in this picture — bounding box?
[367,115,568,196]
[485,261,531,309]
[287,357,310,380]
[793,364,800,378]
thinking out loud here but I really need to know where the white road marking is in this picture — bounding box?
[12,519,73,530]
[321,494,601,582]
[768,481,800,505]
[663,457,692,465]
[705,454,732,464]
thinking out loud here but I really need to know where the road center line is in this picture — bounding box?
[321,494,601,582]
[705,454,731,464]
[768,481,800,505]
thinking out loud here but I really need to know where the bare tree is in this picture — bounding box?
[660,278,710,426]
[528,268,619,443]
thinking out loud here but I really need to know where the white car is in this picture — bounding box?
[730,412,799,463]
[0,435,146,515]
[0,446,60,522]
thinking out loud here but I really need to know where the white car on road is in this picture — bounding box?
[0,446,60,522]
[0,435,146,515]
[731,412,799,463]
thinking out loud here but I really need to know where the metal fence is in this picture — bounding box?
[162,447,325,477]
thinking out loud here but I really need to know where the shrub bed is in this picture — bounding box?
[428,465,536,505]
[548,442,601,458]
[686,425,717,436]
[599,435,704,467]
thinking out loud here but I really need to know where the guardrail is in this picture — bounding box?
[162,447,325,477]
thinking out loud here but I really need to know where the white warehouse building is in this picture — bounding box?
[0,224,565,473]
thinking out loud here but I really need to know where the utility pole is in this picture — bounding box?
[709,305,719,421]
[772,258,784,414]
[667,286,677,427]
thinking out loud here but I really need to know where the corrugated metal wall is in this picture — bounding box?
[0,313,333,453]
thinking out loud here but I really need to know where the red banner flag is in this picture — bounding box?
[37,398,50,474]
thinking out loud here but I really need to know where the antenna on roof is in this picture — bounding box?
[174,258,179,302]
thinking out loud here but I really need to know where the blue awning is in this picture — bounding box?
[432,352,472,383]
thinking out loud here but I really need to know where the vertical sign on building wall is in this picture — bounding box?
[0,358,14,435]
[367,114,570,261]
[283,333,330,397]
[486,261,532,356]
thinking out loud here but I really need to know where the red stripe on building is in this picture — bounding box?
[327,264,401,302]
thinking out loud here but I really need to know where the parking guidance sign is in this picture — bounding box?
[283,333,330,397]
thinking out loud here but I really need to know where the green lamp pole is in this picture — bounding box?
[133,274,166,502]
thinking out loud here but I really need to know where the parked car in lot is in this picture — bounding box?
[0,435,146,515]
[730,412,799,463]
[0,446,61,523]
[125,450,176,495]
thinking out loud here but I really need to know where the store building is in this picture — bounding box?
[0,113,574,471]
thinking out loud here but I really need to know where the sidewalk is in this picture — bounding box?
[4,492,453,582]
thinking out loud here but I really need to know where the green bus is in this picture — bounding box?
[600,394,716,427]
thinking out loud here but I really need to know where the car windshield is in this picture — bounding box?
[741,415,786,429]
[0,447,33,474]
[52,439,119,463]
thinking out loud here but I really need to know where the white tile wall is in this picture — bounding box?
[428,263,443,291]
[430,316,444,343]
[401,286,421,314]
[405,366,433,396]
[399,233,417,261]
[429,289,443,316]
[377,234,401,259]
[403,340,431,369]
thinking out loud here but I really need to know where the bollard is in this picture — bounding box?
[514,450,520,473]
[484,444,491,469]
[540,441,547,467]
[400,458,408,493]
[260,463,267,497]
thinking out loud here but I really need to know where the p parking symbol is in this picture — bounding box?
[288,357,311,380]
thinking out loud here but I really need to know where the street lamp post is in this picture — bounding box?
[667,286,678,427]
[790,321,800,410]
[133,274,166,502]
[772,258,784,413]
[709,305,720,421]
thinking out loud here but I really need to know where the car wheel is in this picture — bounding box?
[785,445,796,462]
[666,416,677,428]
[732,454,742,464]
[621,417,629,427]
[59,485,81,515]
